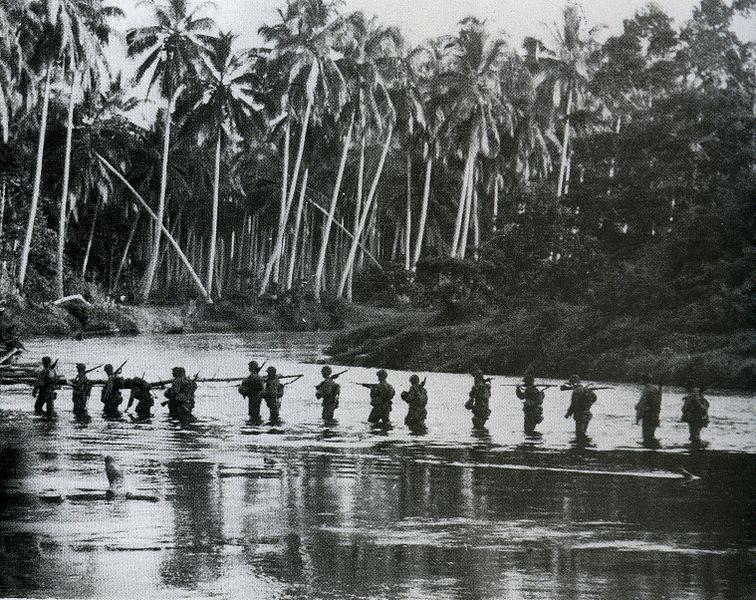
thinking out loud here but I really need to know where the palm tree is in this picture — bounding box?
[54,0,123,298]
[126,0,216,302]
[433,17,511,259]
[527,4,595,197]
[258,0,347,297]
[182,32,264,297]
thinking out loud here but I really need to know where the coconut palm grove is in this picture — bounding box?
[0,0,753,387]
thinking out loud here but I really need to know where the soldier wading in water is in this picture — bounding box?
[32,356,59,416]
[465,369,491,428]
[164,367,197,421]
[315,366,341,421]
[562,375,598,440]
[70,363,93,418]
[361,369,395,427]
[635,376,662,446]
[101,363,125,418]
[401,374,428,432]
[681,385,710,446]
[262,366,285,424]
[238,361,265,423]
[516,375,547,435]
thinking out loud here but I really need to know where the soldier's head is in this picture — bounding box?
[321,365,332,378]
[642,373,654,384]
[41,356,52,367]
[568,374,581,386]
[376,369,388,381]
[409,374,420,385]
[172,366,185,378]
[104,364,113,375]
[76,363,86,374]
[523,375,534,386]
[472,368,484,382]
[248,360,260,372]
[267,366,277,376]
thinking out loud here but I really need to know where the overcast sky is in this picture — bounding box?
[110,0,755,48]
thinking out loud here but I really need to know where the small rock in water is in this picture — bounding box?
[104,455,124,497]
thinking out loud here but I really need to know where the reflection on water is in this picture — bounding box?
[0,332,754,599]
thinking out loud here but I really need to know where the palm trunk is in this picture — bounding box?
[0,179,7,247]
[286,168,309,290]
[18,65,52,288]
[56,76,76,298]
[564,151,573,195]
[96,152,212,302]
[556,87,573,198]
[111,209,141,293]
[459,167,474,259]
[313,114,355,303]
[472,188,480,261]
[337,126,393,298]
[391,221,401,261]
[81,199,100,278]
[206,132,222,296]
[492,176,499,234]
[450,133,477,257]
[411,156,433,273]
[404,150,412,271]
[140,94,174,302]
[346,135,366,302]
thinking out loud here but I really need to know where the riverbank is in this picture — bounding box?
[2,296,405,339]
[326,305,756,391]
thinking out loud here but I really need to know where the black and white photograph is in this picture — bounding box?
[0,0,754,598]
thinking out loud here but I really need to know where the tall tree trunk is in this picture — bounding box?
[564,151,573,195]
[286,168,309,290]
[140,94,175,302]
[96,152,212,302]
[391,220,401,261]
[18,65,52,288]
[206,132,222,296]
[337,126,393,299]
[556,87,573,198]
[346,135,366,302]
[56,76,76,298]
[472,187,480,261]
[450,133,477,257]
[0,179,7,248]
[459,167,474,259]
[81,198,100,278]
[492,176,499,234]
[404,150,412,271]
[411,156,433,273]
[111,209,141,293]
[313,114,355,303]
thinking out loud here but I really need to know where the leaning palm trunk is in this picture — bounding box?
[286,168,309,290]
[81,199,100,277]
[140,95,175,302]
[112,209,141,293]
[459,168,474,259]
[337,126,393,299]
[450,133,477,257]
[0,179,7,246]
[556,87,573,198]
[411,156,433,273]
[18,65,52,288]
[472,188,480,261]
[492,176,499,234]
[313,114,355,303]
[206,132,222,296]
[56,77,76,298]
[96,152,212,303]
[346,135,366,302]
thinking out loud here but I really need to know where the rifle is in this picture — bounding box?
[501,384,555,388]
[421,377,427,388]
[114,360,128,375]
[316,369,349,389]
[85,364,104,375]
[282,374,303,387]
[354,382,378,389]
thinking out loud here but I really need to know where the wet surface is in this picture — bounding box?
[0,332,754,599]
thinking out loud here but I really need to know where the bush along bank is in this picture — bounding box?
[326,303,755,392]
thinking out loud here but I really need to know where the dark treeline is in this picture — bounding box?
[0,0,753,382]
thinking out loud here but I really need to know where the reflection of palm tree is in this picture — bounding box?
[126,0,217,302]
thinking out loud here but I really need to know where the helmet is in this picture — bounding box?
[376,369,388,380]
[41,356,52,366]
[472,368,483,378]
[76,363,86,372]
[523,375,534,386]
[568,374,581,385]
[267,366,277,374]
[104,363,114,373]
[321,365,332,377]
[248,361,260,371]
[409,374,420,384]
[172,366,185,377]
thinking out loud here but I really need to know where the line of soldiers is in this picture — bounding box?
[28,356,712,445]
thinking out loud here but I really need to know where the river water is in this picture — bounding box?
[0,332,753,599]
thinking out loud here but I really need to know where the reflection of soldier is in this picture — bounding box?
[562,375,597,439]
[681,387,709,445]
[238,361,264,423]
[125,378,154,418]
[164,367,196,420]
[401,374,427,431]
[262,366,284,423]
[100,364,124,417]
[465,370,491,428]
[516,376,545,434]
[32,356,58,415]
[315,366,341,421]
[635,377,662,445]
[71,363,92,416]
[365,370,395,426]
